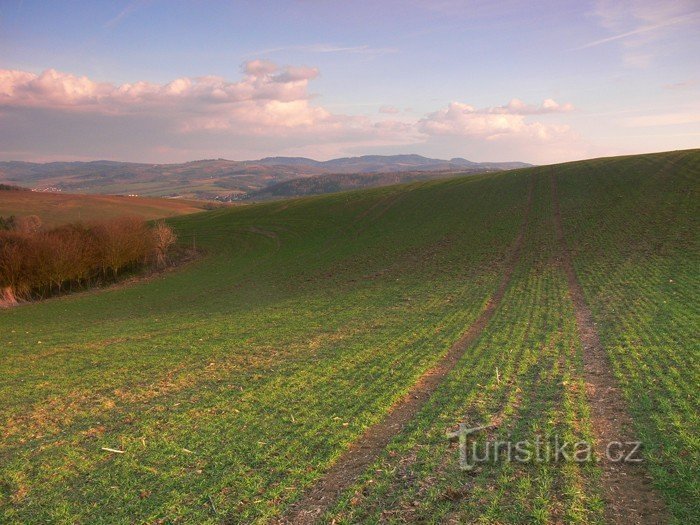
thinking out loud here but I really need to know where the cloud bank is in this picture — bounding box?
[0,63,581,163]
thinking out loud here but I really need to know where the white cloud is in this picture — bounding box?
[0,64,582,162]
[418,101,574,141]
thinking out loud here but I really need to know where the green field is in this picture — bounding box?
[0,150,697,523]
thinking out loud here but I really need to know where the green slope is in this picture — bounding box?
[556,150,700,521]
[0,150,697,523]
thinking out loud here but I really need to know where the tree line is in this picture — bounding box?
[0,216,177,306]
[0,184,26,191]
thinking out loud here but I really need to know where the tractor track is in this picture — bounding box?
[277,173,535,524]
[550,171,668,525]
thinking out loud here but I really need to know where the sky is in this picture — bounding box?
[0,0,698,164]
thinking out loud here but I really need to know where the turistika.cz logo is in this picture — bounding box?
[447,423,643,471]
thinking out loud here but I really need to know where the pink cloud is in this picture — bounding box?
[493,98,574,115]
[0,64,583,162]
[0,61,319,113]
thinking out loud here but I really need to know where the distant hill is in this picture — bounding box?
[254,154,528,174]
[0,155,530,201]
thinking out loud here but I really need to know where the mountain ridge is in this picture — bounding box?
[0,154,531,200]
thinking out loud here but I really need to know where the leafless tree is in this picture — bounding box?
[151,222,177,268]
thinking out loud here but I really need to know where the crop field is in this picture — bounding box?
[555,151,699,521]
[0,150,697,524]
[0,190,213,227]
[321,172,603,524]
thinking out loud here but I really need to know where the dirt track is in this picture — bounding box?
[279,174,535,524]
[550,171,667,525]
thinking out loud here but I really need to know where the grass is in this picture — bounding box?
[0,149,697,523]
[555,150,700,521]
[0,173,527,523]
[323,170,603,524]
[0,190,213,227]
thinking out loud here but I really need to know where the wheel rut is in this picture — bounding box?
[550,171,668,525]
[278,174,535,524]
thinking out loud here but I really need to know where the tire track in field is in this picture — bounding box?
[550,171,668,525]
[279,173,535,524]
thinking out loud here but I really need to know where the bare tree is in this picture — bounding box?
[151,222,177,269]
[0,233,26,305]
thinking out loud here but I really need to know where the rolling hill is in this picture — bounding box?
[0,149,697,524]
[0,155,530,201]
[0,187,215,227]
[246,170,466,200]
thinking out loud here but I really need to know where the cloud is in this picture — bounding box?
[580,1,700,66]
[418,101,574,141]
[492,98,574,115]
[0,64,582,163]
[576,15,687,50]
[0,62,320,114]
[251,43,398,58]
[624,112,700,127]
[104,0,152,29]
[663,79,699,90]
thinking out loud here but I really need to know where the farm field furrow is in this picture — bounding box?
[282,175,534,523]
[551,170,668,524]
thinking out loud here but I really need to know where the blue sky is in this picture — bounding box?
[1,0,698,163]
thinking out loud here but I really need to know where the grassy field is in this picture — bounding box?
[556,151,700,521]
[0,150,697,523]
[0,190,214,227]
[323,171,603,524]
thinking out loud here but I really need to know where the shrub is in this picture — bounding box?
[0,216,177,305]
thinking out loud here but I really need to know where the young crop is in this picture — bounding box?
[0,150,697,523]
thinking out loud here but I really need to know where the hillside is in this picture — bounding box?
[0,149,697,524]
[0,188,214,227]
[0,155,529,201]
[247,170,470,200]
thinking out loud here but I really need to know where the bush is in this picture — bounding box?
[0,217,177,305]
[0,215,42,232]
